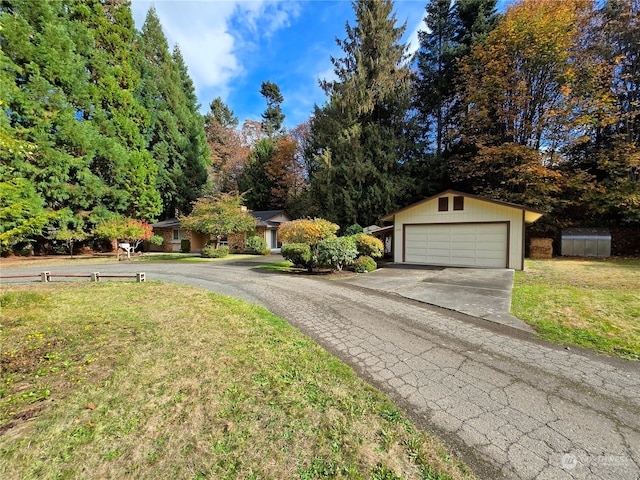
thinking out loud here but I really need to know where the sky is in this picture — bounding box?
[130,0,514,131]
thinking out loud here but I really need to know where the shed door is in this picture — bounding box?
[404,223,508,268]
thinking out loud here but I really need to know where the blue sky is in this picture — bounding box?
[131,0,514,130]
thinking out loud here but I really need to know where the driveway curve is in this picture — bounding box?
[1,257,639,480]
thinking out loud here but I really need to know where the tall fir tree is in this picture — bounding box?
[414,0,457,156]
[70,0,162,221]
[137,7,207,219]
[0,0,162,238]
[413,0,498,157]
[171,44,209,212]
[306,0,414,227]
[259,81,285,138]
[238,138,275,209]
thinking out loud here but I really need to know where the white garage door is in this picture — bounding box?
[405,223,508,268]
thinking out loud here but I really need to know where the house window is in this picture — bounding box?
[172,229,183,241]
[453,196,464,211]
[438,197,449,212]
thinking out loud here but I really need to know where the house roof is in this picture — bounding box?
[153,210,290,230]
[251,210,288,222]
[367,225,394,235]
[151,218,181,229]
[381,190,545,224]
[252,210,290,228]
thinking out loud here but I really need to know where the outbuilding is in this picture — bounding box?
[381,190,544,270]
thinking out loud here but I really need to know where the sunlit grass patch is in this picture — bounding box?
[254,260,304,273]
[0,282,475,480]
[512,258,640,360]
[140,253,256,262]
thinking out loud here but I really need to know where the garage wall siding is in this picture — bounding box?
[393,195,525,269]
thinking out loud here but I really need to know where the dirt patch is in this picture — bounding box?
[0,406,43,437]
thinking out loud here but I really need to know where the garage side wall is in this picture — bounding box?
[393,195,525,269]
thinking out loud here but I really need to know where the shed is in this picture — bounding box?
[561,228,611,257]
[381,190,544,270]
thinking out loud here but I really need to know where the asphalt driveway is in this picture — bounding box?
[1,256,639,479]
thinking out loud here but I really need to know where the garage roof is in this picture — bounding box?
[381,190,544,224]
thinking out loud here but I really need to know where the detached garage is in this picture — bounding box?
[381,190,544,270]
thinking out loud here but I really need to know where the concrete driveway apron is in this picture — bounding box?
[340,265,533,332]
[2,258,639,479]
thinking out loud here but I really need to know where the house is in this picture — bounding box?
[380,190,544,270]
[252,210,291,251]
[150,210,291,253]
[150,218,210,253]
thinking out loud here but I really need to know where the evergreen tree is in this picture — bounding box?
[260,80,285,138]
[69,0,162,221]
[454,0,500,54]
[208,97,239,129]
[137,7,207,219]
[1,0,99,216]
[0,0,159,235]
[414,0,457,156]
[172,44,209,213]
[306,0,414,227]
[413,0,498,157]
[238,138,275,209]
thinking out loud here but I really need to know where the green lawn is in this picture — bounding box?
[512,258,640,360]
[0,282,474,480]
[140,253,258,262]
[254,260,303,272]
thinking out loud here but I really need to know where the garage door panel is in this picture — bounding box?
[405,224,507,268]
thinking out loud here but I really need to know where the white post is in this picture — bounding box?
[41,271,50,283]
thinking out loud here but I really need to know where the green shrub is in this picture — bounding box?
[180,239,191,253]
[353,255,377,273]
[261,248,271,256]
[281,243,316,271]
[344,223,363,236]
[354,234,384,258]
[317,236,358,271]
[246,235,267,253]
[201,245,229,258]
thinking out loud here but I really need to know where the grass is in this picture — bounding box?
[511,258,640,360]
[140,253,257,262]
[254,260,304,273]
[0,282,474,480]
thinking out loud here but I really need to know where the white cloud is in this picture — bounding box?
[405,17,427,58]
[130,0,299,103]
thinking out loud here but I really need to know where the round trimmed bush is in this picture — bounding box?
[354,234,384,258]
[246,235,267,254]
[317,236,358,271]
[201,245,229,258]
[353,255,377,273]
[281,243,315,271]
